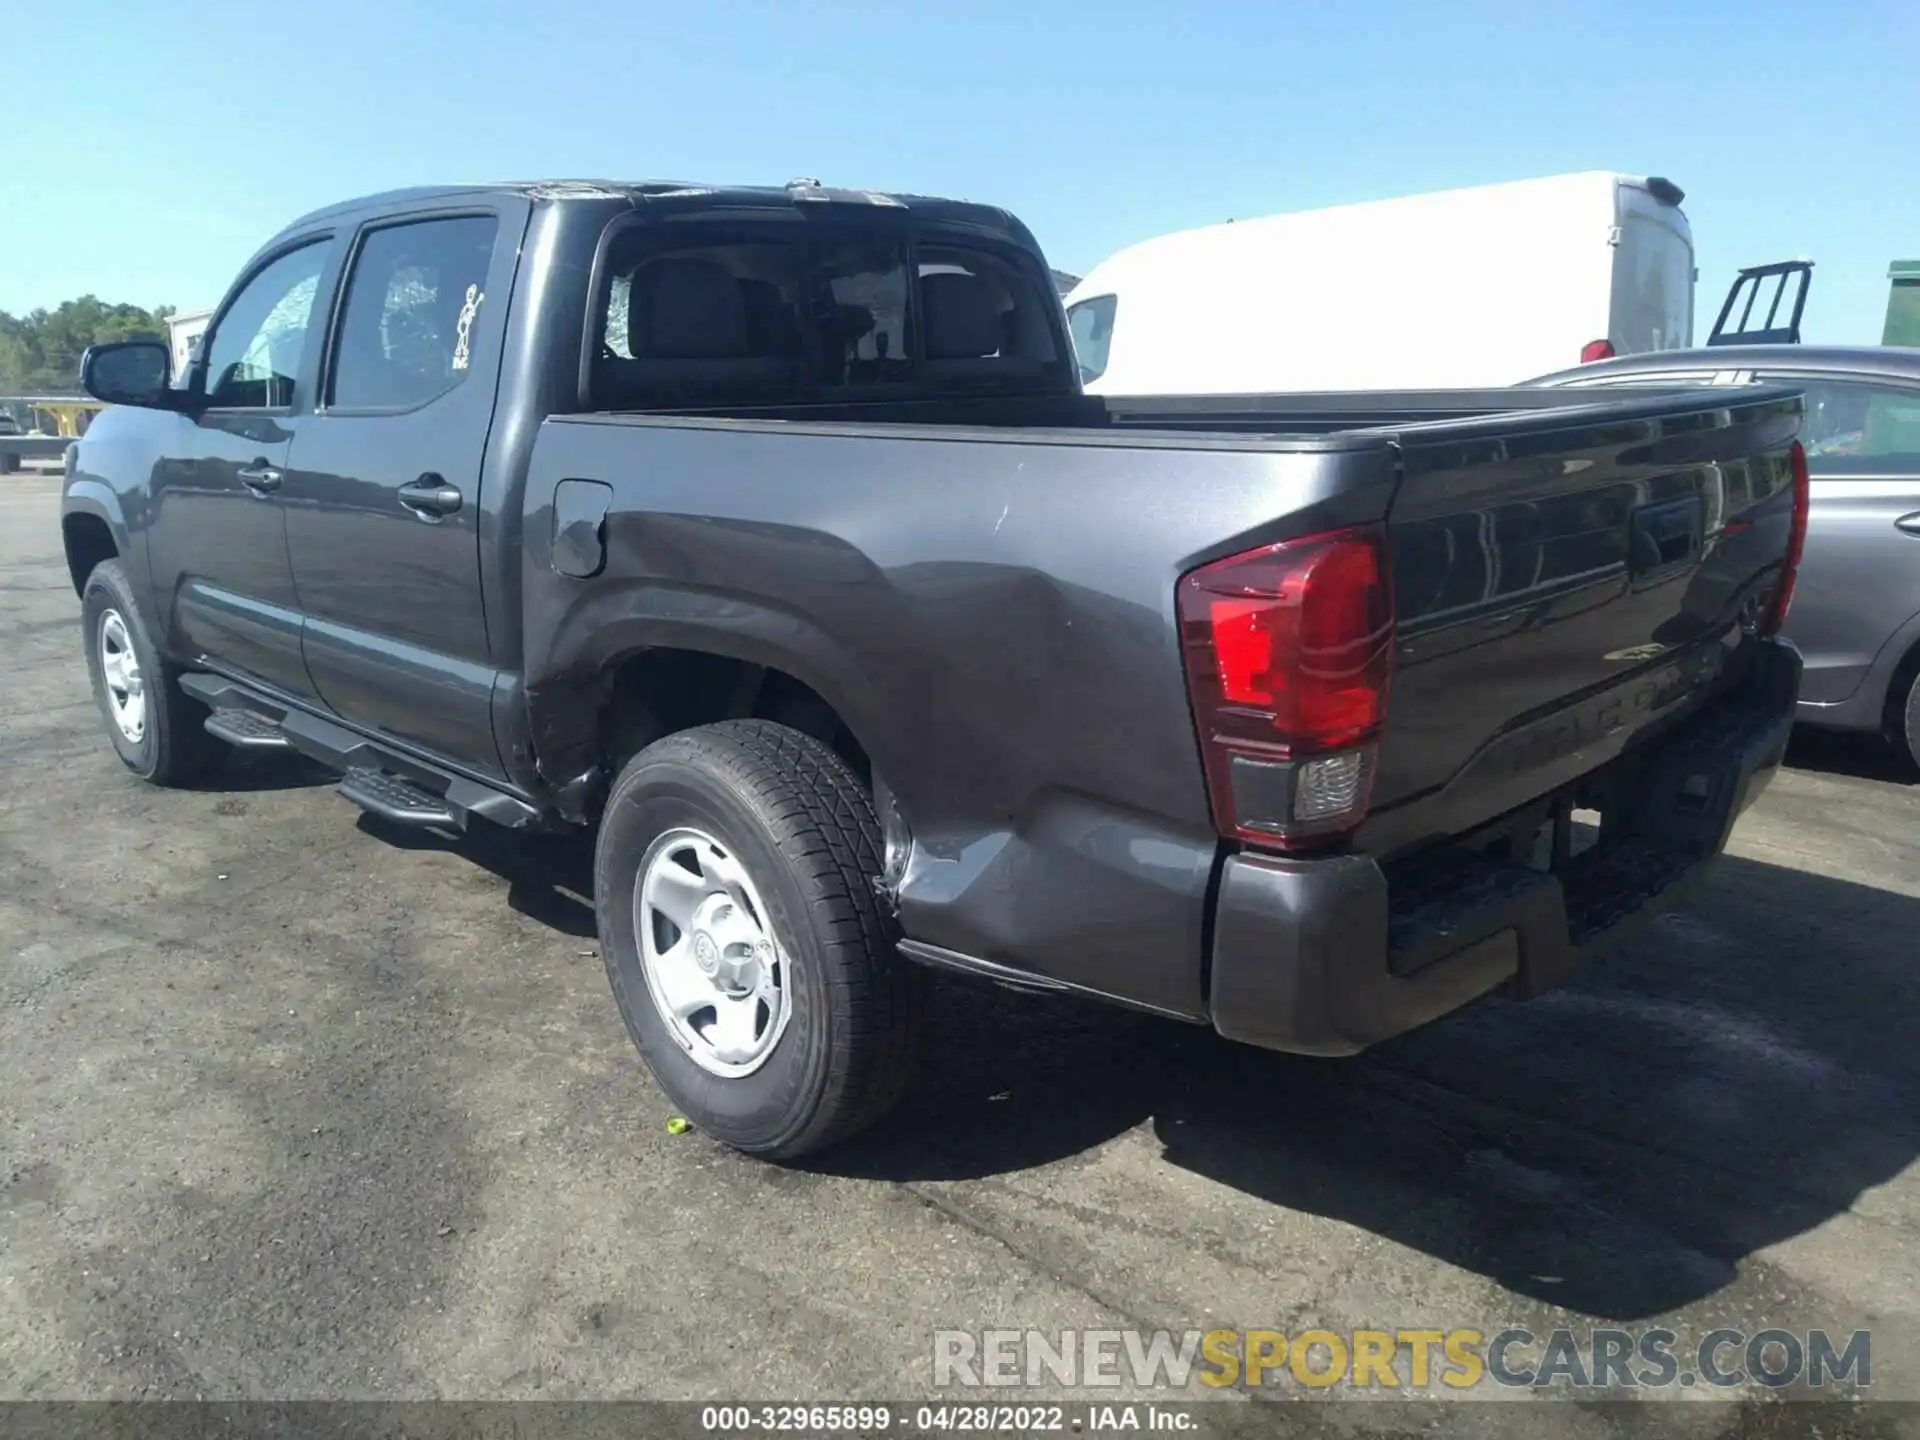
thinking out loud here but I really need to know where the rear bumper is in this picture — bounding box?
[1207,639,1801,1055]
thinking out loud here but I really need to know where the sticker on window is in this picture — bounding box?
[452,284,483,372]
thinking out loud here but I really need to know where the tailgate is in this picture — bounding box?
[1358,385,1805,855]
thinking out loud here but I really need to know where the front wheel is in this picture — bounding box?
[594,721,924,1158]
[80,559,223,785]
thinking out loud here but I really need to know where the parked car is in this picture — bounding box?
[0,410,24,473]
[1065,172,1697,395]
[65,178,1806,1159]
[1528,344,1920,768]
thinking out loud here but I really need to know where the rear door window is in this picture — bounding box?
[328,214,499,411]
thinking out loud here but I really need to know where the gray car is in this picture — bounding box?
[1529,344,1920,768]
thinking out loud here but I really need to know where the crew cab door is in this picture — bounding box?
[148,235,338,701]
[1748,370,1920,707]
[283,204,524,777]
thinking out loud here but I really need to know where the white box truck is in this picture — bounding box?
[1065,172,1697,395]
[166,309,214,383]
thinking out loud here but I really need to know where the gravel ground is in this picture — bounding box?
[3,473,1918,1429]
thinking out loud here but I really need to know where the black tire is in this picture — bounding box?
[0,453,19,475]
[80,559,223,785]
[594,720,924,1158]
[1898,665,1920,774]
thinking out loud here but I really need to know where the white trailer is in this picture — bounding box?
[1065,172,1698,395]
[166,309,214,381]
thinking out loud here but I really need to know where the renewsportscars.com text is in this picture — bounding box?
[933,1327,1872,1391]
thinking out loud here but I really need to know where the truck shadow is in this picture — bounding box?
[343,793,1916,1322]
[822,853,1920,1322]
[352,814,601,939]
[183,748,336,794]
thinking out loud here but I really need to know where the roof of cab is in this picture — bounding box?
[281,178,1034,244]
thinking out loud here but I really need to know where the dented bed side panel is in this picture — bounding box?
[517,417,1400,1015]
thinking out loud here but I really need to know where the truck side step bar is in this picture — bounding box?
[338,768,460,828]
[179,671,543,831]
[204,708,292,750]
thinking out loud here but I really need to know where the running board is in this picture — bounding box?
[179,672,543,830]
[204,708,292,750]
[339,768,459,828]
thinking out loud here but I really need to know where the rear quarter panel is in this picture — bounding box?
[520,415,1399,1015]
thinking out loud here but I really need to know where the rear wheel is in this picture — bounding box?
[81,559,223,785]
[1898,665,1920,774]
[594,720,923,1158]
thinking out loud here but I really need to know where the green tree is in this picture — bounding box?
[0,297,177,396]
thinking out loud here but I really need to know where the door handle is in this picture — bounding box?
[1896,512,1920,537]
[398,475,463,520]
[238,463,282,495]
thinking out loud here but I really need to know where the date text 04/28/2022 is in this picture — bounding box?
[699,1405,1182,1433]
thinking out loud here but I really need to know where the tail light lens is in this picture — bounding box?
[1762,440,1810,635]
[1580,339,1617,363]
[1178,527,1394,851]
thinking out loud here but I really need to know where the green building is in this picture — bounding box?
[1887,261,1920,347]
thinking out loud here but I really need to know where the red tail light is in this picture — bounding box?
[1580,339,1616,363]
[1762,440,1810,635]
[1178,527,1394,851]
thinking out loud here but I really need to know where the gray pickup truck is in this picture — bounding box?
[63,179,1808,1158]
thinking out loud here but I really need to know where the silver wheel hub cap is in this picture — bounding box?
[97,609,147,744]
[635,828,791,1077]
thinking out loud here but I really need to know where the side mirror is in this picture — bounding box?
[79,341,178,410]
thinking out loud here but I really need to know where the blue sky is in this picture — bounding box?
[4,0,1914,346]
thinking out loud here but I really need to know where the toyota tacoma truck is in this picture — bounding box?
[62,179,1808,1158]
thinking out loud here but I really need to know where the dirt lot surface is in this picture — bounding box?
[4,473,1918,1429]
